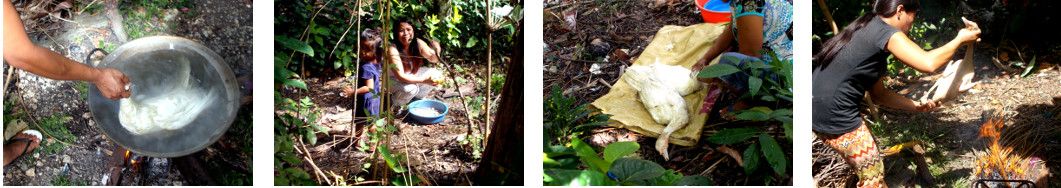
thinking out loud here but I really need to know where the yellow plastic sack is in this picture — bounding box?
[591,23,727,146]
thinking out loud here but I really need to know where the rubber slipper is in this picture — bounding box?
[10,130,42,163]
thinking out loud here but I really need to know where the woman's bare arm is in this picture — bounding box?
[887,22,980,73]
[387,46,430,83]
[868,77,939,111]
[3,0,130,100]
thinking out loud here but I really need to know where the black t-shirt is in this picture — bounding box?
[812,16,901,134]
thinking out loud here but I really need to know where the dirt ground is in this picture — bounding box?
[813,45,1061,187]
[3,0,252,185]
[544,0,793,186]
[278,62,498,185]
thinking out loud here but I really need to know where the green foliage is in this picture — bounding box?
[120,0,193,40]
[75,81,88,99]
[458,132,484,159]
[37,114,75,156]
[543,140,712,186]
[1020,55,1039,78]
[544,85,613,145]
[706,128,790,179]
[51,173,89,186]
[3,99,25,130]
[274,35,325,185]
[490,72,505,94]
[275,0,522,75]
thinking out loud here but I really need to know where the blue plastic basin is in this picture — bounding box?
[407,99,449,125]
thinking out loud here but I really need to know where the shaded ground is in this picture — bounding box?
[277,62,502,185]
[544,0,793,185]
[4,0,252,185]
[813,45,1061,187]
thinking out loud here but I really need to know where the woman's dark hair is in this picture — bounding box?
[361,28,383,63]
[392,18,425,63]
[813,0,920,70]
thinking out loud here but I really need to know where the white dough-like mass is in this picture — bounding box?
[118,59,214,134]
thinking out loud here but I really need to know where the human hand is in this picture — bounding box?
[957,17,981,45]
[429,72,444,86]
[94,68,131,100]
[914,98,941,112]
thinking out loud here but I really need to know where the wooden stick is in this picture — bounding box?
[297,139,332,185]
[15,83,85,149]
[816,0,838,34]
[346,0,363,150]
[4,66,16,95]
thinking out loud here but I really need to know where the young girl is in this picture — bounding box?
[342,28,384,117]
[812,0,980,186]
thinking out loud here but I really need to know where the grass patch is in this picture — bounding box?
[75,81,89,99]
[120,0,194,40]
[51,173,89,186]
[36,114,75,156]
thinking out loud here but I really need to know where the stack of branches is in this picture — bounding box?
[812,135,856,188]
[12,0,80,37]
[998,105,1061,162]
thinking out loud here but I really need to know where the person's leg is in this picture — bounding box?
[3,130,41,166]
[816,122,886,188]
[389,79,420,109]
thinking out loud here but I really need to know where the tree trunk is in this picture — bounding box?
[474,22,522,186]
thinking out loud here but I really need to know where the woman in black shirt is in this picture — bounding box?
[812,0,980,187]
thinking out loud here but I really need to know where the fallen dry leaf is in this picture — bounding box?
[717,146,743,167]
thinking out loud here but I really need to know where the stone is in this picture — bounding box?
[83,113,91,119]
[26,168,35,177]
[163,8,180,22]
[62,155,71,163]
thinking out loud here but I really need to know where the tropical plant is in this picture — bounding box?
[696,50,793,183]
[543,140,713,186]
[544,85,612,145]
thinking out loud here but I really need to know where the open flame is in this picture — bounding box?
[973,118,1030,180]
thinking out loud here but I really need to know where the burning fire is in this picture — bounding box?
[973,118,1030,181]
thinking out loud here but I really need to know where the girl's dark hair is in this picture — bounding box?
[813,0,920,70]
[361,28,383,63]
[392,18,425,63]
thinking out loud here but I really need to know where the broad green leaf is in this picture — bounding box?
[770,109,793,117]
[571,138,608,172]
[760,133,787,176]
[275,175,290,185]
[284,167,311,179]
[392,175,420,186]
[275,36,314,57]
[697,63,740,79]
[783,123,793,143]
[466,37,479,48]
[647,169,682,185]
[378,146,408,173]
[603,141,639,163]
[303,127,317,145]
[312,123,329,136]
[610,158,665,182]
[748,76,762,97]
[734,109,771,121]
[283,79,308,90]
[543,169,616,186]
[674,175,713,186]
[280,152,302,165]
[743,141,760,174]
[279,137,295,153]
[706,128,759,145]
